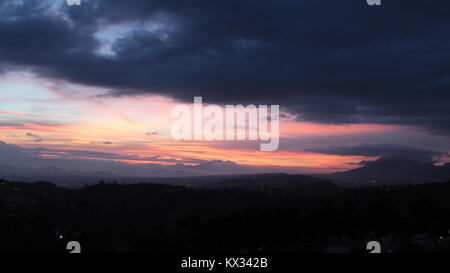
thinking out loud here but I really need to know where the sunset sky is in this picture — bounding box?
[0,0,449,177]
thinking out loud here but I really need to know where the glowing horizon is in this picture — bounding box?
[1,72,449,175]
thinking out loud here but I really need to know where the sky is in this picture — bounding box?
[0,0,449,178]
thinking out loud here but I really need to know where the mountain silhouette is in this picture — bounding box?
[321,158,450,186]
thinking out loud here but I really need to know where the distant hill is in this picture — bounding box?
[191,173,342,195]
[320,158,450,186]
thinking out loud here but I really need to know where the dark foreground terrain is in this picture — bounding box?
[1,176,450,253]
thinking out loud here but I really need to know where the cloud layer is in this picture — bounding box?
[0,141,289,179]
[306,143,449,164]
[1,0,450,134]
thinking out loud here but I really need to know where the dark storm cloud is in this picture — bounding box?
[1,0,450,132]
[306,144,449,163]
